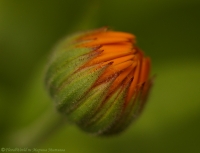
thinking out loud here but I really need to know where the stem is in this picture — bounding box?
[10,105,66,147]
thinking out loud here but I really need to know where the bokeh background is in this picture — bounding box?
[0,0,200,153]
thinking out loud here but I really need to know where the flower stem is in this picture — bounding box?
[10,105,66,148]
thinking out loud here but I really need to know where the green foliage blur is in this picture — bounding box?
[0,0,200,153]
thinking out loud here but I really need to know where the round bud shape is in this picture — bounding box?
[45,27,152,136]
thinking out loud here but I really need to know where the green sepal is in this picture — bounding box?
[55,63,109,114]
[104,87,143,135]
[67,77,115,125]
[48,31,87,62]
[81,83,128,135]
[45,31,100,95]
[46,47,100,96]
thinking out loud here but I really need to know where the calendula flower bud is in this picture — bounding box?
[45,27,152,136]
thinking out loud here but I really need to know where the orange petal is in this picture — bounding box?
[101,42,133,53]
[127,60,141,102]
[80,37,132,47]
[84,50,133,67]
[138,57,151,84]
[81,31,135,40]
[97,60,133,83]
[108,62,138,94]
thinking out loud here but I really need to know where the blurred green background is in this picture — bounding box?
[0,0,200,153]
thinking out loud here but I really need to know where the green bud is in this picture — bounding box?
[45,27,152,136]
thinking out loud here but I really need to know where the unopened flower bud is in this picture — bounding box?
[45,27,152,136]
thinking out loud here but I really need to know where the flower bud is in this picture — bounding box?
[45,27,152,136]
